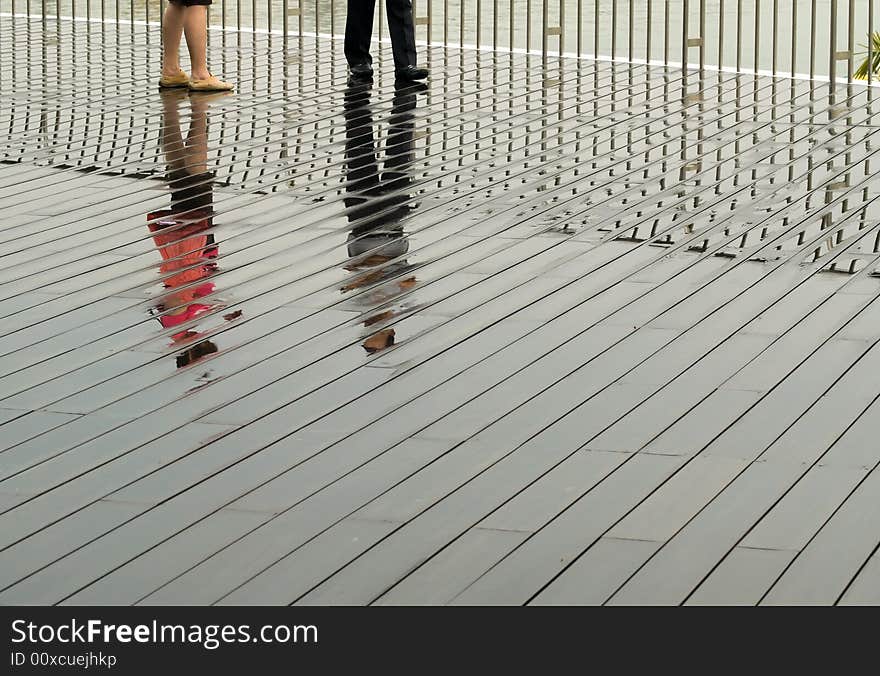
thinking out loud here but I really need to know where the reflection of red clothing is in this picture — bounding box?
[148,211,218,341]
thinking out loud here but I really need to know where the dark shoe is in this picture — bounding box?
[349,62,374,80]
[395,65,429,82]
[346,75,373,91]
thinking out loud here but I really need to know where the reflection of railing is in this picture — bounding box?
[3,0,879,83]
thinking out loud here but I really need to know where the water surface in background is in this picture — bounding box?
[14,0,878,76]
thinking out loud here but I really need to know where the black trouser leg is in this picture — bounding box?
[385,0,417,69]
[382,88,416,191]
[343,84,383,233]
[345,0,377,66]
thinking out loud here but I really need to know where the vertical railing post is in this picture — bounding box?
[576,0,582,58]
[414,0,430,48]
[870,0,875,90]
[541,0,562,79]
[378,0,383,67]
[611,0,618,59]
[810,0,817,81]
[542,0,548,65]
[458,0,463,49]
[664,0,670,66]
[559,0,564,55]
[160,0,164,63]
[681,0,705,107]
[845,0,855,192]
[206,0,211,55]
[493,0,498,50]
[72,0,78,62]
[830,0,838,101]
[699,0,705,71]
[847,0,855,83]
[283,0,290,63]
[527,0,531,52]
[477,0,481,49]
[681,0,689,71]
[736,0,742,72]
[680,0,705,73]
[790,0,797,77]
[509,0,514,53]
[628,0,634,63]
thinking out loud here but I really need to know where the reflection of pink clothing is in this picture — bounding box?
[158,301,214,342]
[148,211,219,341]
[148,213,218,295]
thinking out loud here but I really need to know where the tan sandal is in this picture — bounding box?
[189,76,234,92]
[159,70,190,88]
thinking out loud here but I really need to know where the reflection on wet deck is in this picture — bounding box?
[1,15,880,606]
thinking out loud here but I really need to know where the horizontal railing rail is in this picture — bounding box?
[2,1,878,84]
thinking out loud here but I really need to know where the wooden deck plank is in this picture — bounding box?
[446,454,685,605]
[606,342,880,604]
[605,458,810,605]
[0,410,81,457]
[702,340,875,460]
[839,552,880,605]
[685,547,797,606]
[531,538,662,606]
[762,466,880,605]
[606,455,750,543]
[75,438,456,605]
[372,528,532,606]
[290,384,663,605]
[741,465,872,553]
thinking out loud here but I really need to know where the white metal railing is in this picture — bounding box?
[3,0,879,84]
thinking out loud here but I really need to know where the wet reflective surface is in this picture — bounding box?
[1,15,880,605]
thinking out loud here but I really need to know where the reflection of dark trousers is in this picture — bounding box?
[345,0,417,69]
[343,84,417,235]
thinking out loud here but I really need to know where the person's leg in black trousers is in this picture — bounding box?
[384,0,416,70]
[345,0,377,76]
[345,0,428,81]
[385,0,427,80]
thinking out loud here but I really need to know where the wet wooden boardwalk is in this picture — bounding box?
[1,13,879,606]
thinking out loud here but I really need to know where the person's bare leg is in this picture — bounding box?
[183,5,231,87]
[185,96,210,174]
[182,6,211,80]
[161,2,186,77]
[160,91,186,170]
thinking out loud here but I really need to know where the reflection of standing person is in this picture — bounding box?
[149,91,238,368]
[341,81,422,353]
[345,0,429,83]
[160,0,233,91]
